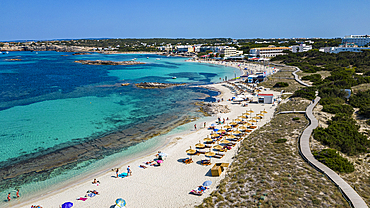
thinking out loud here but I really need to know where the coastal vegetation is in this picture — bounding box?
[273,82,289,88]
[313,149,354,173]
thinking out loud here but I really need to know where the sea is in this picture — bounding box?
[0,51,240,206]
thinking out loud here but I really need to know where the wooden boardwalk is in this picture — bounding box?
[292,67,311,87]
[299,97,368,208]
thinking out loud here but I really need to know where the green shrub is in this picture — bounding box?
[322,104,354,115]
[274,82,289,88]
[275,138,287,143]
[313,149,355,173]
[293,117,300,120]
[313,114,369,155]
[359,106,370,118]
[320,97,345,105]
[292,87,316,100]
[302,74,322,85]
[366,120,370,125]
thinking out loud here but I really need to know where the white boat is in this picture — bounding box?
[6,51,9,54]
[172,76,177,79]
[147,57,149,59]
[156,58,161,60]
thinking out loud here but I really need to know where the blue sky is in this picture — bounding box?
[1,0,369,41]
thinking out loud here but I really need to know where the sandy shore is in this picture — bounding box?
[15,83,280,208]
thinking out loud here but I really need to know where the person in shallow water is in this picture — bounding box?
[16,189,19,198]
[7,193,11,201]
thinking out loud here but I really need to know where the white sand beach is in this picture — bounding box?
[16,82,281,208]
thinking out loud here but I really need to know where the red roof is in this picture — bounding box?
[258,94,274,96]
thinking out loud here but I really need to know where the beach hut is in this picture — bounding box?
[257,94,274,104]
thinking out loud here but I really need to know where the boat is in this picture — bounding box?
[172,76,177,79]
[147,57,149,59]
[156,58,161,60]
[6,51,9,54]
[167,55,170,57]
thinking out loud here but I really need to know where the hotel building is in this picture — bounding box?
[342,35,370,46]
[249,46,291,58]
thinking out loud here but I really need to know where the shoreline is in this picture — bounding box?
[14,81,281,208]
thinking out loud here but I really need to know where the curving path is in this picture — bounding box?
[292,67,311,87]
[299,97,368,208]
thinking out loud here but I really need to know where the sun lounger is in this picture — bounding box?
[201,160,212,166]
[183,158,193,164]
[214,154,224,159]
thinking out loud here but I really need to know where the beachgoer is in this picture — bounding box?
[7,193,10,201]
[194,124,197,130]
[140,165,147,169]
[127,166,132,176]
[157,151,163,160]
[92,179,100,184]
[223,118,225,124]
[16,189,19,198]
[226,117,229,121]
[116,168,119,178]
[204,122,206,128]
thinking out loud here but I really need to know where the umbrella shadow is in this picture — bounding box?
[205,169,213,177]
[109,205,116,208]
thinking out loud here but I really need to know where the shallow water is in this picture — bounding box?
[0,51,240,206]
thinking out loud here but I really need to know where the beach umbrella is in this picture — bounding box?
[243,112,250,116]
[217,129,226,133]
[220,140,230,144]
[186,146,197,154]
[203,181,212,186]
[211,133,220,138]
[247,109,254,113]
[62,202,73,208]
[205,151,216,157]
[240,115,248,119]
[234,119,242,122]
[252,116,261,120]
[213,145,223,150]
[204,137,213,142]
[115,198,126,207]
[245,129,253,133]
[261,109,268,114]
[249,119,257,123]
[228,135,236,139]
[224,125,232,129]
[257,114,264,117]
[158,152,167,157]
[195,143,205,148]
[233,130,242,134]
[238,126,247,130]
[229,122,237,126]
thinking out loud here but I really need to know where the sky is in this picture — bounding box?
[1,0,370,41]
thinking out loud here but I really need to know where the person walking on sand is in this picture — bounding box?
[16,189,19,198]
[127,166,132,176]
[7,193,11,201]
[194,124,197,130]
[116,168,119,178]
[204,122,206,128]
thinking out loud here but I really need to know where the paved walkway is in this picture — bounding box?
[299,97,368,208]
[277,111,305,114]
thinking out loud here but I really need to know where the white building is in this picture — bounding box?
[175,45,194,53]
[217,46,243,58]
[342,35,370,46]
[329,46,370,53]
[291,44,312,53]
[249,45,291,58]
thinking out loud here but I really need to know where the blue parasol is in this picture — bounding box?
[203,181,212,186]
[61,202,73,208]
[116,198,126,207]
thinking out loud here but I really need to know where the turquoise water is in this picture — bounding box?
[0,51,240,206]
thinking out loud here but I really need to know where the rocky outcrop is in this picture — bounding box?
[195,102,230,116]
[135,82,186,89]
[74,60,145,65]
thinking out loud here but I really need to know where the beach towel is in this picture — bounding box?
[118,173,128,178]
[77,197,88,201]
[87,193,96,197]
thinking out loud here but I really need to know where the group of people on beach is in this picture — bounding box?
[7,189,19,201]
[115,166,132,178]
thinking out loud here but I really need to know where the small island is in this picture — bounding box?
[74,60,145,65]
[135,82,186,89]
